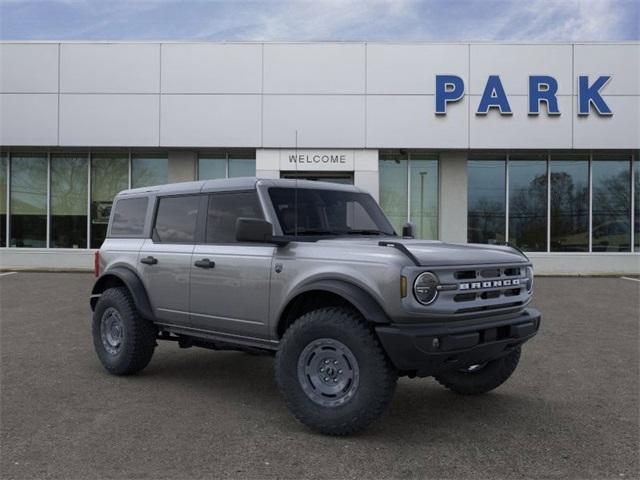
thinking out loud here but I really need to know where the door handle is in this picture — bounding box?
[140,256,158,265]
[194,258,215,269]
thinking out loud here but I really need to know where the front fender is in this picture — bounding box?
[279,278,391,325]
[90,266,155,321]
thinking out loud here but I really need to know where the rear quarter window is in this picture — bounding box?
[110,197,148,237]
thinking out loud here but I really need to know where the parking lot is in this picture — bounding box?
[0,272,638,479]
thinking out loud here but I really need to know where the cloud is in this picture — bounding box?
[0,0,637,41]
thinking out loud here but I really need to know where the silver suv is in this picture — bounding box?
[90,177,541,435]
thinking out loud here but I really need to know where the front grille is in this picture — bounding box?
[427,263,531,316]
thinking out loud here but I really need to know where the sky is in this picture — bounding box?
[0,0,638,42]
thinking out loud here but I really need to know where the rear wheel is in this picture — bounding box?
[92,287,157,376]
[434,347,521,395]
[275,307,397,435]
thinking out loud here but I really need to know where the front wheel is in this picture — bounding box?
[434,347,521,395]
[275,307,398,435]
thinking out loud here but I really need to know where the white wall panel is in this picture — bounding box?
[0,94,58,145]
[0,44,58,93]
[59,94,159,146]
[263,43,365,94]
[470,44,573,95]
[367,44,468,94]
[161,44,262,94]
[263,95,364,147]
[573,96,640,149]
[366,95,468,148]
[469,95,573,149]
[574,44,640,95]
[161,95,261,147]
[60,43,160,93]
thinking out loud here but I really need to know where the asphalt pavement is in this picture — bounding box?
[0,273,638,479]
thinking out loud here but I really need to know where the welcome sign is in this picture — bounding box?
[279,150,355,171]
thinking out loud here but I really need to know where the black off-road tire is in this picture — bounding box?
[92,287,157,376]
[275,307,398,435]
[434,347,521,395]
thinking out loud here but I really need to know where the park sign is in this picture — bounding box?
[435,75,613,116]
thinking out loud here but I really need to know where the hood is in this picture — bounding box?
[317,237,528,266]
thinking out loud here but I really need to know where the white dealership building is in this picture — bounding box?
[0,41,638,274]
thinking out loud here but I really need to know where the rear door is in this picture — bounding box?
[189,190,274,339]
[138,194,201,325]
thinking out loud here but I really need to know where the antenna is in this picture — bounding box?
[294,129,299,238]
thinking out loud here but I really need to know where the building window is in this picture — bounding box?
[198,150,256,180]
[635,156,639,251]
[508,153,548,252]
[379,151,438,239]
[550,154,589,252]
[592,153,631,252]
[50,154,88,248]
[468,156,506,244]
[10,154,47,248]
[0,154,6,247]
[131,154,168,188]
[90,154,129,249]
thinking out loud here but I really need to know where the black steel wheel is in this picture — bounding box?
[276,307,397,435]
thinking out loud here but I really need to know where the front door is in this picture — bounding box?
[189,191,274,339]
[138,194,201,325]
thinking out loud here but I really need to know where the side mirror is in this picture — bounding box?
[235,218,289,245]
[402,222,415,238]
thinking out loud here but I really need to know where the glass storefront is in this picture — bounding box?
[91,154,129,248]
[635,159,639,251]
[198,151,256,180]
[50,154,88,248]
[379,151,439,239]
[468,156,506,244]
[0,154,6,247]
[550,154,589,252]
[468,150,638,253]
[10,154,47,248]
[131,154,168,188]
[508,153,548,252]
[592,153,631,252]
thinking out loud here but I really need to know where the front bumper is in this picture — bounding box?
[375,308,541,377]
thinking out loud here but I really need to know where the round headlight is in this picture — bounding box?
[413,272,439,305]
[525,266,534,293]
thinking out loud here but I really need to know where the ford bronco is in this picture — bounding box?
[90,178,541,435]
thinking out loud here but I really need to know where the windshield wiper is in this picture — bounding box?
[294,230,343,236]
[344,229,385,235]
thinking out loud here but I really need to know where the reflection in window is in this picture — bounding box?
[198,155,226,180]
[50,155,88,248]
[409,155,438,239]
[198,151,256,180]
[91,155,129,248]
[131,155,168,188]
[508,155,547,251]
[206,192,262,243]
[468,158,506,244]
[228,152,256,178]
[379,152,408,235]
[550,155,589,252]
[635,158,639,251]
[592,155,631,252]
[10,155,47,248]
[0,155,6,247]
[154,195,199,243]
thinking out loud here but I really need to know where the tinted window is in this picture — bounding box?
[269,188,395,237]
[206,192,262,243]
[110,197,148,236]
[154,195,200,243]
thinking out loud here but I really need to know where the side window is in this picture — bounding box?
[153,195,200,243]
[206,192,262,243]
[110,197,148,236]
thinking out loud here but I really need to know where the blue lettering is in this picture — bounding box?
[578,75,612,116]
[476,75,512,115]
[529,75,560,115]
[435,75,464,115]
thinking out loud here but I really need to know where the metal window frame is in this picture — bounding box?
[46,151,51,248]
[631,151,636,253]
[588,151,593,253]
[4,150,9,248]
[86,151,92,249]
[505,153,510,242]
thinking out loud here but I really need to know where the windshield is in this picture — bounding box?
[268,187,396,237]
